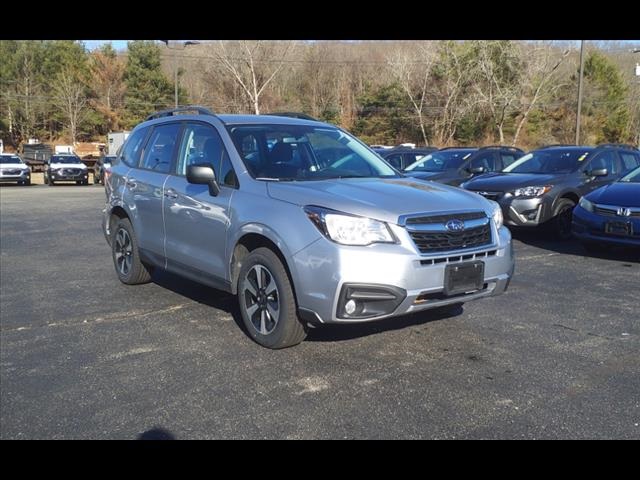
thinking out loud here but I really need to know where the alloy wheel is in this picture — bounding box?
[242,264,280,335]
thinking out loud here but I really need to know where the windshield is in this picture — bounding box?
[619,165,640,183]
[0,156,23,164]
[503,150,590,174]
[51,155,82,164]
[227,125,399,181]
[404,150,475,172]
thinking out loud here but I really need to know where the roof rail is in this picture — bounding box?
[267,112,318,121]
[538,144,579,149]
[596,143,638,150]
[479,145,523,151]
[146,105,216,121]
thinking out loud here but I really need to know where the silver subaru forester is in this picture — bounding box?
[103,107,514,349]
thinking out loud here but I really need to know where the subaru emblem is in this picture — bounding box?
[445,219,465,232]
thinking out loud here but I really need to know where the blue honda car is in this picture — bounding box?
[572,165,640,251]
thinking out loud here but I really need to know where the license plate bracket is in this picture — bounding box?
[605,221,633,236]
[444,261,485,296]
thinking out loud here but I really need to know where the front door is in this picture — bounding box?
[163,122,236,284]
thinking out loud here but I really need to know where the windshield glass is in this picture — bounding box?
[227,125,399,181]
[404,150,475,172]
[503,150,590,174]
[0,156,23,164]
[51,155,82,164]
[619,165,640,183]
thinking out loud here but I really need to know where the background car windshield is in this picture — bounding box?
[51,156,82,164]
[619,165,640,183]
[0,156,23,164]
[227,125,398,181]
[502,150,589,174]
[405,150,473,172]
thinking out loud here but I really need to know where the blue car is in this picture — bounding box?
[572,165,640,251]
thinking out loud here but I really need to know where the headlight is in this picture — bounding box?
[512,185,553,198]
[488,201,503,229]
[304,206,396,246]
[579,197,594,212]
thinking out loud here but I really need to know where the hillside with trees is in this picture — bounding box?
[1,40,638,151]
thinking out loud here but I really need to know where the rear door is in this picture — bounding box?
[125,122,182,264]
[163,121,237,283]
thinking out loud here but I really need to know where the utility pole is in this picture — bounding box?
[575,40,586,145]
[160,40,200,108]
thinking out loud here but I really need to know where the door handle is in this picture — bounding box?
[164,188,178,199]
[126,178,137,188]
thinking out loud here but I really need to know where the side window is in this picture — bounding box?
[385,154,403,170]
[500,153,517,169]
[119,126,149,167]
[176,123,237,187]
[620,152,640,172]
[588,151,618,176]
[470,152,497,171]
[404,153,426,168]
[139,123,181,173]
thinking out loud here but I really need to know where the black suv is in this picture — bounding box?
[461,144,640,239]
[373,145,439,170]
[403,146,525,187]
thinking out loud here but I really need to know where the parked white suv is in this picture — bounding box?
[0,154,31,186]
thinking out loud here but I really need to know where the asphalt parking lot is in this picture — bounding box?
[1,184,638,439]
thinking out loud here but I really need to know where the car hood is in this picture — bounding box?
[267,177,491,225]
[463,172,564,191]
[0,163,28,169]
[50,163,87,169]
[586,182,640,207]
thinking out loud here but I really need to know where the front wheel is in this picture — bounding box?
[237,247,307,349]
[111,218,154,285]
[550,199,575,240]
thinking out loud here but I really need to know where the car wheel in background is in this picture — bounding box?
[550,199,575,240]
[237,247,307,349]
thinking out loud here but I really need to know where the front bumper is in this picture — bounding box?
[49,170,88,181]
[0,171,30,183]
[572,206,640,247]
[476,191,555,227]
[292,224,514,324]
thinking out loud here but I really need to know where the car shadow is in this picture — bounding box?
[511,228,639,263]
[151,269,464,344]
[138,427,176,440]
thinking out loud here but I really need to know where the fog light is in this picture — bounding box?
[345,299,357,315]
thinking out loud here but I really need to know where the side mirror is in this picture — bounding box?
[589,168,608,177]
[468,166,486,175]
[187,164,220,197]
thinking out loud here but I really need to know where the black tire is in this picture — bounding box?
[550,198,575,240]
[94,173,100,184]
[111,218,154,285]
[76,180,81,185]
[48,178,54,186]
[24,178,31,186]
[237,247,307,349]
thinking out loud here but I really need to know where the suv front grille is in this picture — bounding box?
[61,168,82,176]
[404,211,492,253]
[410,225,492,253]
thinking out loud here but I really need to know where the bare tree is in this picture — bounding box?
[471,41,522,144]
[208,41,296,114]
[387,42,437,146]
[511,42,570,146]
[52,68,88,144]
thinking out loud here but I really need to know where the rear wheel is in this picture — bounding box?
[48,178,55,186]
[550,199,575,240]
[111,218,154,285]
[237,247,307,349]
